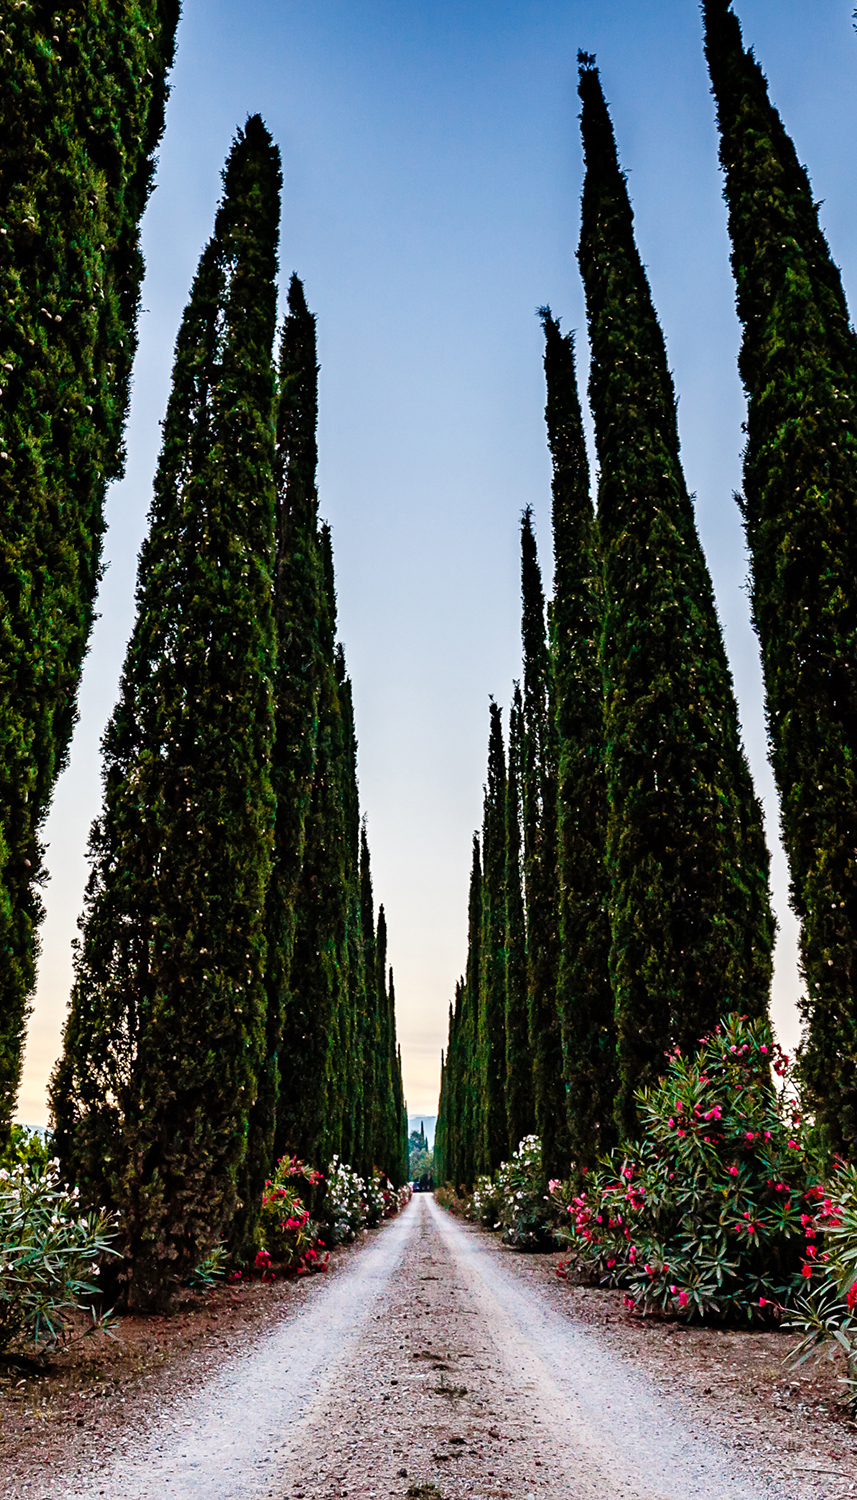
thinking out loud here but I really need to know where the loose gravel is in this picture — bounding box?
[3,1194,856,1499]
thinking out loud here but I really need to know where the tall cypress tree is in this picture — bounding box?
[276,513,351,1169]
[577,60,774,1133]
[358,821,378,1177]
[541,308,616,1167]
[479,700,508,1172]
[505,682,533,1152]
[461,835,483,1187]
[521,509,567,1176]
[435,1046,447,1184]
[703,1,857,1152]
[0,2,180,1136]
[49,118,281,1309]
[237,274,327,1248]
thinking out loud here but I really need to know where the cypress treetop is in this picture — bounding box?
[703,0,857,1152]
[577,59,774,1132]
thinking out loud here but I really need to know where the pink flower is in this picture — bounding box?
[759,1297,767,1307]
[760,1045,768,1054]
[678,1290,689,1309]
[728,1166,739,1177]
[745,1132,754,1141]
[846,1282,857,1311]
[801,1264,813,1279]
[668,1118,675,1128]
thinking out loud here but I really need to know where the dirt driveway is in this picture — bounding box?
[3,1193,857,1499]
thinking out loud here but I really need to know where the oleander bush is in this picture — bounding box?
[257,1153,325,1274]
[557,1014,826,1322]
[494,1135,560,1250]
[787,1164,857,1403]
[438,1139,561,1248]
[322,1157,370,1245]
[0,1150,117,1353]
[471,1174,502,1227]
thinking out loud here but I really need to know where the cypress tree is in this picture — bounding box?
[275,512,351,1168]
[461,836,483,1187]
[358,821,378,1177]
[703,1,857,1152]
[577,60,774,1134]
[505,682,533,1152]
[49,118,281,1309]
[0,2,180,1135]
[479,700,508,1172]
[334,659,364,1169]
[237,274,326,1247]
[435,1046,447,1185]
[541,308,616,1167]
[372,905,390,1169]
[521,509,567,1176]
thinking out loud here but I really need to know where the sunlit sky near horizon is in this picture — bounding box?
[17,1,857,1126]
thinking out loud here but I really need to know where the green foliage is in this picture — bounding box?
[520,510,566,1177]
[0,0,179,1138]
[49,117,282,1311]
[702,1,857,1155]
[0,1153,116,1353]
[559,1015,822,1322]
[0,1122,51,1176]
[541,307,615,1169]
[577,61,774,1135]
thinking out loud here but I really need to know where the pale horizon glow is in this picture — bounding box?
[16,1,857,1129]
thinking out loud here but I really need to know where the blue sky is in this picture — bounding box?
[18,1,857,1122]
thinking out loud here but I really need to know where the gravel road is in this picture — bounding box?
[37,1192,798,1500]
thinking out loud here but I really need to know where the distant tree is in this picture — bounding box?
[50,118,281,1309]
[0,1,180,1138]
[541,308,616,1167]
[521,509,567,1176]
[504,683,533,1152]
[703,0,857,1154]
[577,60,774,1134]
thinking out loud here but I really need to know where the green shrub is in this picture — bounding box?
[471,1174,501,1227]
[1,1124,52,1176]
[495,1135,558,1250]
[787,1163,857,1403]
[364,1168,390,1227]
[257,1154,325,1275]
[559,1014,823,1321]
[0,1154,116,1353]
[322,1156,369,1244]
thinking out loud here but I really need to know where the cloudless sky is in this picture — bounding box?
[17,1,857,1124]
